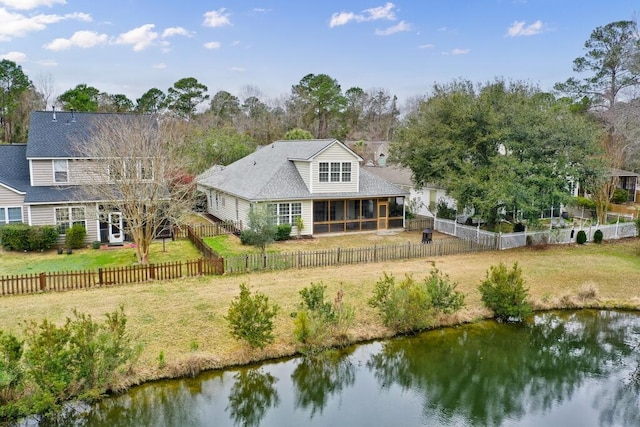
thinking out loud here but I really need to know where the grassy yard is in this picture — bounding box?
[0,237,638,388]
[0,240,201,276]
[205,229,447,256]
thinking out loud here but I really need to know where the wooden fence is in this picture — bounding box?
[223,236,495,273]
[405,216,435,232]
[0,258,222,296]
[174,220,242,239]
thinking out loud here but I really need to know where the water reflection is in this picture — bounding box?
[226,369,279,427]
[69,310,640,427]
[290,350,356,418]
[367,310,640,426]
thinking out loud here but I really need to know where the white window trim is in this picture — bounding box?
[53,159,69,184]
[54,206,86,234]
[0,206,23,224]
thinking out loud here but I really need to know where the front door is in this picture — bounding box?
[108,212,124,244]
[378,202,388,230]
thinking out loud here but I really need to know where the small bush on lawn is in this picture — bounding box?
[576,230,587,244]
[225,284,279,349]
[64,224,86,249]
[368,266,465,334]
[478,262,532,322]
[593,229,603,244]
[610,188,628,204]
[275,224,292,241]
[292,282,354,353]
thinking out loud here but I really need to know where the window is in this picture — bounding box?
[139,159,154,181]
[55,207,86,234]
[0,207,23,224]
[319,162,329,182]
[109,159,124,181]
[342,162,351,182]
[268,202,302,225]
[109,158,154,181]
[319,161,352,183]
[53,159,68,183]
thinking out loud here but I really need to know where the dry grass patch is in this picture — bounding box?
[0,238,639,386]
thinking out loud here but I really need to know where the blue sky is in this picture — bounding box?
[0,0,637,109]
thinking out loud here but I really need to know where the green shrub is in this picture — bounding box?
[593,229,603,244]
[0,224,59,251]
[569,196,596,209]
[436,199,456,220]
[576,230,587,244]
[368,267,465,334]
[292,283,354,353]
[64,224,86,249]
[275,224,292,241]
[513,222,526,233]
[225,284,279,349]
[610,188,628,204]
[21,307,135,413]
[478,262,532,322]
[0,331,24,407]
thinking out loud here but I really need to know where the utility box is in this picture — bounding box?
[422,228,433,244]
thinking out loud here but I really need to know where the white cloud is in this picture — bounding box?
[153,62,166,69]
[162,26,192,38]
[0,8,90,41]
[330,2,397,27]
[1,50,26,62]
[375,20,411,36]
[443,48,470,55]
[230,66,245,72]
[203,9,231,27]
[43,30,107,50]
[36,58,57,66]
[506,20,544,37]
[115,24,158,51]
[418,43,434,49]
[203,41,221,49]
[231,40,240,47]
[0,0,65,10]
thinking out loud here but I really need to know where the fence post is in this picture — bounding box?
[149,264,155,280]
[98,268,103,286]
[39,272,46,291]
[337,247,341,264]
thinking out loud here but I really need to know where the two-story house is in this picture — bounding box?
[196,139,408,236]
[0,110,160,245]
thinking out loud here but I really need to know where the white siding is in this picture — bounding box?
[311,144,359,193]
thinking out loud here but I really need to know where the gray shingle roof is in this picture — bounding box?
[23,186,87,204]
[26,110,156,158]
[0,144,29,192]
[197,139,407,201]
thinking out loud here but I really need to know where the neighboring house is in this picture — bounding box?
[196,139,408,236]
[0,110,158,245]
[611,168,639,203]
[346,140,454,218]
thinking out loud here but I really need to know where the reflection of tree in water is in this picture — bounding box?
[367,310,640,427]
[79,374,220,426]
[226,368,279,427]
[291,350,356,418]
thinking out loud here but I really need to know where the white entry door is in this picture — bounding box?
[108,212,124,244]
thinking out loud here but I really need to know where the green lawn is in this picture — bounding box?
[0,240,201,276]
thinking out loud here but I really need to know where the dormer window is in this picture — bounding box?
[53,159,69,183]
[319,161,351,183]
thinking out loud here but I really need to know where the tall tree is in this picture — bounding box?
[58,84,100,112]
[136,88,166,113]
[74,115,194,264]
[290,74,346,138]
[391,79,602,224]
[555,20,640,223]
[0,59,32,143]
[165,77,209,119]
[208,90,240,126]
[344,87,367,139]
[185,127,256,174]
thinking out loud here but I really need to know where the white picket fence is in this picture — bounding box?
[434,218,638,250]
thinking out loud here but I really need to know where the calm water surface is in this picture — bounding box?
[79,310,640,427]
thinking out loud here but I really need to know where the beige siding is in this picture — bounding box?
[30,203,99,244]
[0,186,27,223]
[311,144,359,193]
[297,200,313,236]
[294,160,311,190]
[30,160,54,186]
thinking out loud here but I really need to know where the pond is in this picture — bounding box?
[76,310,640,426]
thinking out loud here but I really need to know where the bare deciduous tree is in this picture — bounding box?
[75,114,194,264]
